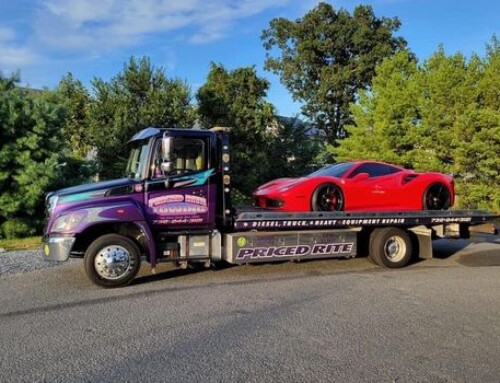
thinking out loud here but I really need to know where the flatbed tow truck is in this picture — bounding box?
[42,127,499,287]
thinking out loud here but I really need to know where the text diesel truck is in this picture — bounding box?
[42,127,498,287]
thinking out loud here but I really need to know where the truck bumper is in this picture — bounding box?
[42,236,76,261]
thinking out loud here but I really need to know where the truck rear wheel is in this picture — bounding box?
[369,227,413,268]
[84,234,141,288]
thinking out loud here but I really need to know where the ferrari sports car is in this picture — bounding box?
[253,161,454,212]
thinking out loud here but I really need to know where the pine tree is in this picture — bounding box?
[0,73,66,237]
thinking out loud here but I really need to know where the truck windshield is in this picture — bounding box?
[125,140,150,179]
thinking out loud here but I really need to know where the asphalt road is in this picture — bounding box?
[0,238,499,383]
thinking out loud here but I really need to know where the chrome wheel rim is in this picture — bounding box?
[384,236,406,263]
[94,245,134,280]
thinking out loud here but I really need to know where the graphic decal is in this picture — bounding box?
[146,170,216,227]
[171,169,214,188]
[236,218,406,230]
[236,242,355,259]
[235,215,475,231]
[149,194,208,215]
[148,193,210,225]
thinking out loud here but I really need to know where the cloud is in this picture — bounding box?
[0,46,39,67]
[34,0,290,52]
[0,26,39,67]
[0,0,290,68]
[0,26,16,42]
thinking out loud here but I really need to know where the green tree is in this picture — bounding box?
[88,56,197,179]
[197,63,276,199]
[334,40,500,211]
[265,116,322,179]
[56,73,92,159]
[453,39,500,210]
[333,51,423,167]
[0,72,66,237]
[262,2,408,143]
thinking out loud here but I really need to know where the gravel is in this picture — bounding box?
[0,248,72,279]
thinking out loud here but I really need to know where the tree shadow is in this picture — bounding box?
[431,238,471,260]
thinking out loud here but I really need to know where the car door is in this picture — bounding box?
[344,163,392,210]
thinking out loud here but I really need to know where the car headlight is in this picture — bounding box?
[278,182,300,192]
[53,211,88,232]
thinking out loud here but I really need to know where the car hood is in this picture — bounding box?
[50,178,140,203]
[254,177,308,194]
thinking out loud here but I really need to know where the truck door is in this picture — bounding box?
[144,137,216,230]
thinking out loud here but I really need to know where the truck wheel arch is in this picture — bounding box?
[72,222,150,261]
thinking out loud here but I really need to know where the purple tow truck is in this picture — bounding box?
[42,127,498,287]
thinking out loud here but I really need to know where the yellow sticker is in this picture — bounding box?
[237,237,247,247]
[44,244,50,257]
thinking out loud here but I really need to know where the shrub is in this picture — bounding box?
[1,219,36,239]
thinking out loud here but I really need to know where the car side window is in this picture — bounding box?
[349,163,401,178]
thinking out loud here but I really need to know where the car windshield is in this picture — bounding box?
[308,162,355,178]
[125,139,150,180]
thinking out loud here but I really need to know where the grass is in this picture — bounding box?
[0,236,42,251]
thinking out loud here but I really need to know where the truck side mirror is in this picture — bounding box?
[160,161,174,174]
[161,137,174,162]
[161,137,174,174]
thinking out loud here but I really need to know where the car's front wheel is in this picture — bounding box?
[311,183,344,211]
[423,182,451,210]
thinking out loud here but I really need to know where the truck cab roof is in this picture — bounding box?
[129,127,219,143]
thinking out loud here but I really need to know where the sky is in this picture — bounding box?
[1,0,499,117]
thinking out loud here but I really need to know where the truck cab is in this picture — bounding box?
[43,127,232,287]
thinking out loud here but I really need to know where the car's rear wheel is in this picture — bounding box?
[311,183,344,211]
[423,183,451,210]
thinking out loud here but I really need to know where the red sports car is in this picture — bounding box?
[253,161,454,212]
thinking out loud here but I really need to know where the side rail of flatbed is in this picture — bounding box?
[234,209,498,231]
[229,210,499,268]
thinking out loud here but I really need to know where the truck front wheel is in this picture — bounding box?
[84,234,141,288]
[369,227,413,268]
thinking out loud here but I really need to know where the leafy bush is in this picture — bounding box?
[1,219,36,239]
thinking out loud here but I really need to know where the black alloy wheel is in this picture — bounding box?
[312,183,344,211]
[424,183,451,210]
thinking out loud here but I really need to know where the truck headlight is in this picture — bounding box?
[47,195,59,215]
[53,211,88,232]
